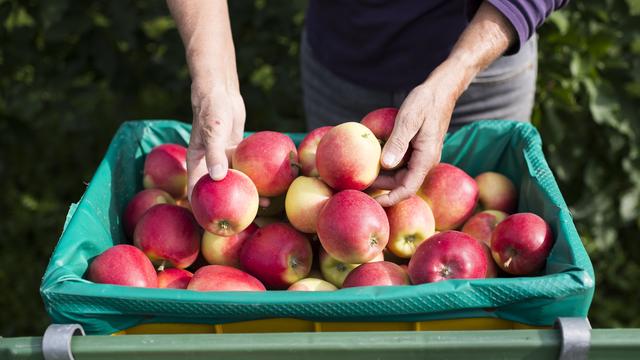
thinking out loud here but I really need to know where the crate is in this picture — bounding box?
[40,120,594,335]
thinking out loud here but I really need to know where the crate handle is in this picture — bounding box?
[42,324,85,360]
[554,317,591,360]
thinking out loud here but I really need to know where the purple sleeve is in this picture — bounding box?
[467,0,569,54]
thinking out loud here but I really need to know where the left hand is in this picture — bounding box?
[372,62,464,207]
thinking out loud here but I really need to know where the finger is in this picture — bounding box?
[187,122,209,201]
[381,107,423,169]
[201,118,231,181]
[370,174,399,190]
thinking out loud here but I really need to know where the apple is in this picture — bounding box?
[190,169,259,236]
[386,195,436,258]
[88,244,157,287]
[319,248,383,288]
[157,268,193,289]
[143,144,188,199]
[316,122,381,190]
[232,131,299,197]
[418,163,479,230]
[298,126,332,177]
[239,223,313,289]
[408,231,488,284]
[491,213,553,275]
[288,278,338,291]
[317,190,389,263]
[134,204,201,269]
[360,108,398,143]
[475,172,518,213]
[257,194,286,217]
[201,223,258,268]
[122,189,175,238]
[480,242,499,278]
[285,176,333,233]
[342,261,410,288]
[461,210,508,246]
[188,265,266,291]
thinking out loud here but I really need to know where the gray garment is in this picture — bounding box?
[301,32,538,132]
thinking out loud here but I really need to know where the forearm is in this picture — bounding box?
[167,0,238,92]
[431,1,516,101]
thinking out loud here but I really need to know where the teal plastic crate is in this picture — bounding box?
[40,119,594,335]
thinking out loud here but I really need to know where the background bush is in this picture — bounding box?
[0,0,638,336]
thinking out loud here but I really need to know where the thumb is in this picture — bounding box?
[381,113,421,169]
[202,120,231,181]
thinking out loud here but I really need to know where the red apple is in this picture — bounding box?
[491,213,553,275]
[157,268,193,289]
[317,190,389,263]
[461,210,508,246]
[134,204,201,269]
[122,189,175,238]
[342,261,410,288]
[360,108,398,143]
[88,244,157,287]
[479,242,499,278]
[408,231,488,284]
[143,144,188,199]
[285,176,333,233]
[298,126,332,177]
[288,278,338,291]
[319,248,383,288]
[201,223,258,268]
[239,223,312,289]
[418,163,479,230]
[475,172,518,213]
[316,122,381,190]
[232,131,299,197]
[187,265,266,291]
[386,195,436,258]
[191,169,259,236]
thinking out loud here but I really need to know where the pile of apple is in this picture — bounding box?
[88,108,554,292]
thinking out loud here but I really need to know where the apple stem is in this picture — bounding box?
[157,260,166,272]
[504,257,513,269]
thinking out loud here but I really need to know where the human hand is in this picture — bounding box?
[372,65,463,207]
[187,80,246,200]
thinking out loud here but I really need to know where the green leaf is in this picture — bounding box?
[627,0,640,16]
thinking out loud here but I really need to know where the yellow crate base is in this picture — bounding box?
[114,317,545,335]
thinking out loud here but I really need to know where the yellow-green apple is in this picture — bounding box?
[187,265,266,291]
[461,210,508,246]
[386,195,436,258]
[319,248,383,288]
[342,261,410,288]
[88,244,157,287]
[190,169,259,236]
[285,176,333,233]
[134,204,201,269]
[123,189,175,238]
[491,213,553,275]
[298,126,332,177]
[157,268,193,289]
[143,144,187,199]
[201,223,258,268]
[475,172,518,213]
[288,278,338,291]
[418,163,479,230]
[257,194,286,217]
[316,122,381,190]
[239,223,312,289]
[232,131,299,197]
[408,231,488,284]
[317,190,389,263]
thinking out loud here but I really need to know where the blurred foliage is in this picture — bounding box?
[0,0,638,336]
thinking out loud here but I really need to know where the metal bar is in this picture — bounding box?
[1,329,639,360]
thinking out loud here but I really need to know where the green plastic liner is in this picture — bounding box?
[40,119,595,335]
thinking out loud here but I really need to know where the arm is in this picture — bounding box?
[167,0,245,199]
[374,1,515,207]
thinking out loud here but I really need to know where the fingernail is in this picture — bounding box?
[209,164,225,180]
[382,153,397,167]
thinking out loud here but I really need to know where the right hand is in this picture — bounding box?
[187,80,246,200]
